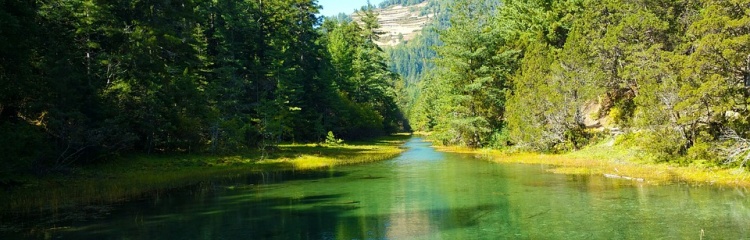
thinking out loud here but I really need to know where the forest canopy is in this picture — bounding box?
[404,0,750,166]
[0,0,405,178]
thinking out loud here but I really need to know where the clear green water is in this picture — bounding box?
[5,137,750,239]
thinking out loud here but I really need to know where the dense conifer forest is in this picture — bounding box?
[393,0,750,167]
[0,0,404,179]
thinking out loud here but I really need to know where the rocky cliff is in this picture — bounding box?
[352,1,433,47]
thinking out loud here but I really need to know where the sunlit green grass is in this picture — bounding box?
[438,137,750,188]
[1,135,409,214]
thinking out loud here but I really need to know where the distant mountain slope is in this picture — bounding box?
[352,1,433,47]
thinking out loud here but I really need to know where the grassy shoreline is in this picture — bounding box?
[1,134,410,215]
[435,139,750,188]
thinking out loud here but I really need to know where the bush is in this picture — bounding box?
[0,121,52,180]
[325,131,344,146]
[552,126,591,153]
[685,141,719,167]
[488,128,511,149]
[639,129,686,163]
[608,99,635,127]
[608,107,624,125]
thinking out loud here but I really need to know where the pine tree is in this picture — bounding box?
[431,0,506,147]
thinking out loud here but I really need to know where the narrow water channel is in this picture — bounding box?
[6,137,750,239]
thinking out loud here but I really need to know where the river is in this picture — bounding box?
[4,137,750,239]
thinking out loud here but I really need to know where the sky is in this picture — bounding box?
[317,0,381,17]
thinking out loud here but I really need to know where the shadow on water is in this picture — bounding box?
[0,168,354,239]
[242,169,351,185]
[9,190,498,240]
[1,144,502,239]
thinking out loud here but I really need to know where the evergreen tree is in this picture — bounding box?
[0,0,406,178]
[430,0,506,147]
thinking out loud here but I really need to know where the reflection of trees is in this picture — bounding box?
[18,139,750,239]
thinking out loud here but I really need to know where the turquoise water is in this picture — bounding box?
[4,137,750,239]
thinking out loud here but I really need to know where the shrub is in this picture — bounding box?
[0,121,52,180]
[488,128,511,149]
[325,131,344,146]
[686,132,720,164]
[639,129,685,163]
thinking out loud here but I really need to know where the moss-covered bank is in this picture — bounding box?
[1,134,409,215]
[436,139,750,188]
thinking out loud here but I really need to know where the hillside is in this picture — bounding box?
[352,1,434,47]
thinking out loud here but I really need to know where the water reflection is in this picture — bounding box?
[2,138,750,239]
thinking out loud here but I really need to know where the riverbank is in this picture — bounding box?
[436,139,750,188]
[1,134,410,214]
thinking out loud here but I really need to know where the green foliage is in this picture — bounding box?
[322,10,407,139]
[401,0,749,166]
[426,0,507,148]
[505,42,558,151]
[686,139,719,166]
[386,26,440,85]
[0,0,407,179]
[0,121,50,178]
[608,98,636,127]
[488,128,511,150]
[642,129,688,163]
[407,73,440,131]
[3,0,750,175]
[325,131,345,146]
